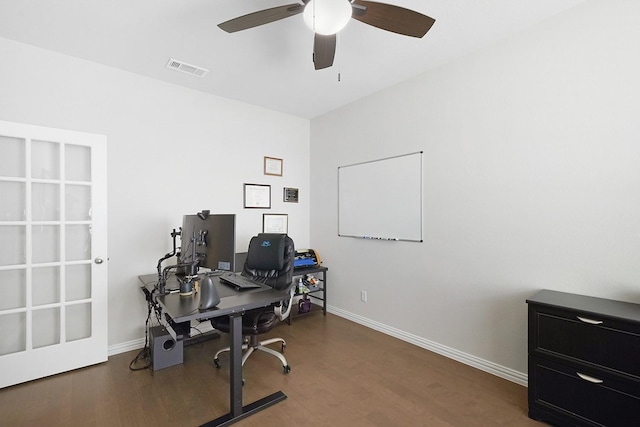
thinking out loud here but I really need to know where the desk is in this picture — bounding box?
[139,274,289,426]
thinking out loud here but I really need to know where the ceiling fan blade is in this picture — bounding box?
[313,34,336,70]
[351,0,435,38]
[218,3,304,33]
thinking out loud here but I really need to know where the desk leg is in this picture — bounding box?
[229,313,243,417]
[201,313,287,427]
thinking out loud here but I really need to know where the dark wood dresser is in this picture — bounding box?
[527,289,640,426]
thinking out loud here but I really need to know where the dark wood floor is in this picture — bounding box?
[0,313,541,426]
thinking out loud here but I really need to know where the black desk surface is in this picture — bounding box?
[138,273,287,324]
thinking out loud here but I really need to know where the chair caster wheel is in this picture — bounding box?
[283,365,291,374]
[214,358,220,369]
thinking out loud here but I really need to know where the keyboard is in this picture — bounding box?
[219,272,263,290]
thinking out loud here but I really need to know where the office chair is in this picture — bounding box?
[211,233,295,374]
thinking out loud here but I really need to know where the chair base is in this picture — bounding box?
[214,335,291,374]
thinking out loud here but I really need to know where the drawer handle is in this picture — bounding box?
[577,316,603,325]
[577,372,604,384]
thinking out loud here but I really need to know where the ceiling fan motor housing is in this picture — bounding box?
[303,0,353,35]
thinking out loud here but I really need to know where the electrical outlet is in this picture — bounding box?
[361,290,367,302]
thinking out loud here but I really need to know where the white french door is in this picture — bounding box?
[0,120,107,388]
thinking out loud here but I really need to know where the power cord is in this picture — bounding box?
[129,296,155,371]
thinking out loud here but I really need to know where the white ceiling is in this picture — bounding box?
[0,0,587,119]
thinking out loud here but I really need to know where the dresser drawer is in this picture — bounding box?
[529,356,640,427]
[529,305,640,379]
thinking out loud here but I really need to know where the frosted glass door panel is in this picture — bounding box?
[66,264,91,301]
[0,225,26,265]
[0,313,26,355]
[66,144,91,182]
[66,225,91,261]
[32,225,60,263]
[31,140,60,179]
[32,307,60,349]
[0,269,26,310]
[32,183,60,221]
[32,266,60,306]
[0,136,25,177]
[66,303,91,341]
[0,182,26,220]
[66,184,91,221]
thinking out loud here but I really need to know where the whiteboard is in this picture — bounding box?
[338,152,423,242]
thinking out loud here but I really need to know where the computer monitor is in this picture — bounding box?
[179,213,236,273]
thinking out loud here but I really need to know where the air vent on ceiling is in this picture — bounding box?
[166,58,209,78]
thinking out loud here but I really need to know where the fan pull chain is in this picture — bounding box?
[337,32,342,82]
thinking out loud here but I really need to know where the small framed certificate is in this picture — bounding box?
[264,156,283,176]
[244,184,271,208]
[263,214,288,233]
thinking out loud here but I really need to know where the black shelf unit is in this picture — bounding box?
[289,265,328,323]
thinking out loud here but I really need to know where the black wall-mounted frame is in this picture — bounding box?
[244,183,271,209]
[283,187,299,203]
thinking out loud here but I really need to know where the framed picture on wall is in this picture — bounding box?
[244,184,271,208]
[264,156,283,176]
[263,214,288,233]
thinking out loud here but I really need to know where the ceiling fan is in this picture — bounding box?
[218,0,435,70]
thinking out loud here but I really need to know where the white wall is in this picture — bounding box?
[0,37,310,348]
[310,0,640,382]
[2,0,638,385]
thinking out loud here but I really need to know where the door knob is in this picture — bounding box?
[94,257,104,264]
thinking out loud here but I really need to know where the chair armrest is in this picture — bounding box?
[274,285,295,321]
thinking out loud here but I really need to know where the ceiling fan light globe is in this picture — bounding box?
[303,0,352,35]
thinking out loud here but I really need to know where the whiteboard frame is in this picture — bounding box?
[337,151,423,243]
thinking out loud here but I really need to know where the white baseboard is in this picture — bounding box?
[327,305,528,387]
[109,305,528,387]
[109,338,145,356]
